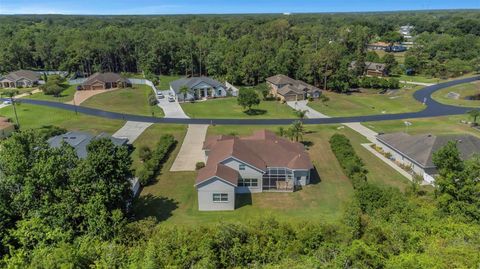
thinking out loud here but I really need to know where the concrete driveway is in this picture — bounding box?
[113,121,153,144]
[287,100,329,119]
[157,93,189,119]
[170,124,208,171]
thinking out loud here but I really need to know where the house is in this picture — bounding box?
[350,61,388,77]
[80,72,130,90]
[47,131,140,196]
[195,130,314,211]
[0,70,41,88]
[0,117,15,139]
[266,74,321,102]
[376,132,480,183]
[399,25,414,39]
[170,76,227,101]
[367,42,390,51]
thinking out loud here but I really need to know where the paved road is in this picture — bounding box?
[1,76,478,125]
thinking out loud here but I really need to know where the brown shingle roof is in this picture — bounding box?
[197,130,313,185]
[82,72,128,86]
[377,132,480,168]
[266,74,320,96]
[4,70,40,82]
[196,163,239,186]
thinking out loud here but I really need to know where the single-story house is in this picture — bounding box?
[0,117,15,139]
[266,74,321,102]
[0,70,41,88]
[195,130,314,211]
[170,76,227,101]
[47,131,140,196]
[399,25,414,39]
[80,72,131,90]
[350,61,388,77]
[376,132,480,183]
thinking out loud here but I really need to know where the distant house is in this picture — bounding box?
[399,25,414,39]
[0,70,41,88]
[376,132,480,183]
[47,131,140,196]
[0,117,15,139]
[81,72,130,90]
[367,42,407,53]
[266,74,321,102]
[386,45,407,53]
[170,76,227,101]
[350,61,388,77]
[195,130,313,211]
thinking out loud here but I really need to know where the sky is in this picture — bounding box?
[0,0,478,15]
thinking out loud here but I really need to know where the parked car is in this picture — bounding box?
[3,100,12,105]
[168,96,175,102]
[157,92,164,99]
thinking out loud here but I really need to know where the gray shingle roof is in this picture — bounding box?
[170,76,224,93]
[377,132,480,168]
[47,131,128,159]
[82,72,128,86]
[266,74,321,96]
[3,70,40,82]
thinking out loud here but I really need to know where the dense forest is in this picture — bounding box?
[0,128,479,268]
[0,11,479,88]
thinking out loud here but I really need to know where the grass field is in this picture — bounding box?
[375,50,406,64]
[158,75,183,90]
[308,86,424,117]
[431,81,480,108]
[0,103,124,134]
[134,123,410,226]
[81,85,164,117]
[0,87,37,96]
[25,84,76,103]
[363,115,480,138]
[181,97,297,119]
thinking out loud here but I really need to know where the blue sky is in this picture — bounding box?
[0,0,478,15]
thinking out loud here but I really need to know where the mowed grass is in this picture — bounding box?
[158,75,183,90]
[375,50,406,64]
[308,86,424,117]
[363,115,480,138]
[0,103,124,134]
[134,123,410,226]
[25,84,76,102]
[431,81,480,108]
[81,85,164,117]
[0,87,37,96]
[181,97,297,119]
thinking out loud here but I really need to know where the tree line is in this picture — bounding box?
[0,11,479,90]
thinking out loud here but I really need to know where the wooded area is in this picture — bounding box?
[0,11,479,88]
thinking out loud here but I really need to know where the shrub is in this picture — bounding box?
[148,92,158,106]
[196,162,205,170]
[138,145,152,162]
[136,134,176,186]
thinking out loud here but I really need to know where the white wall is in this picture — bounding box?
[222,157,264,193]
[293,170,310,186]
[197,178,236,211]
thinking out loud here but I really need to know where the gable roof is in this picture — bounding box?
[82,72,128,86]
[377,132,480,168]
[47,131,128,159]
[350,61,386,72]
[3,70,40,82]
[195,163,239,186]
[170,76,224,93]
[266,74,320,96]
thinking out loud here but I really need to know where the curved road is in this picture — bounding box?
[2,76,479,125]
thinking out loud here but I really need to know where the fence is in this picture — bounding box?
[225,81,239,96]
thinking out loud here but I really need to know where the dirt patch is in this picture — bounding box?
[66,88,119,105]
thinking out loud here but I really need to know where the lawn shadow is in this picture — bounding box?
[236,193,252,209]
[244,109,267,116]
[309,166,322,185]
[133,194,178,222]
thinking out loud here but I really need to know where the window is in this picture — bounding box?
[213,193,228,202]
[239,178,258,187]
[239,164,246,170]
[218,89,222,95]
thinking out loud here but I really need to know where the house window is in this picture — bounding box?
[239,178,258,187]
[218,89,222,95]
[239,164,246,170]
[213,193,228,202]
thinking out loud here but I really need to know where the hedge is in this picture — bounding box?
[329,134,368,188]
[136,134,176,186]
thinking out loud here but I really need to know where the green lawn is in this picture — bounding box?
[81,85,164,117]
[431,81,480,108]
[181,97,297,119]
[363,115,480,138]
[375,50,406,64]
[158,75,183,90]
[134,123,410,226]
[0,87,37,96]
[0,103,124,134]
[25,84,76,103]
[308,86,424,117]
[394,73,478,84]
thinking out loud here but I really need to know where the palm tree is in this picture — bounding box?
[289,120,305,142]
[467,109,480,125]
[295,109,308,121]
[179,86,189,103]
[1,90,20,128]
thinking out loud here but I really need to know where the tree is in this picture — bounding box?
[237,88,260,113]
[295,109,308,121]
[179,85,189,102]
[288,120,305,142]
[467,109,480,125]
[138,145,152,162]
[40,75,65,97]
[382,53,398,74]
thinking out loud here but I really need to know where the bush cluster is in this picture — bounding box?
[147,91,158,106]
[136,134,176,185]
[329,134,368,188]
